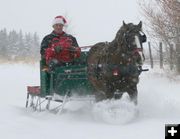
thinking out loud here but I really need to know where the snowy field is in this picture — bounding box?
[0,63,180,139]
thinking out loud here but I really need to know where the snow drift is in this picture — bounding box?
[0,64,180,139]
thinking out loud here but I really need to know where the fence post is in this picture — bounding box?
[148,42,153,68]
[159,42,163,69]
[170,44,174,70]
[176,43,180,73]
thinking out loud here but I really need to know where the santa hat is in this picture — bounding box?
[52,16,67,26]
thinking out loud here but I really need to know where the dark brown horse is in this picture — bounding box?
[87,21,147,104]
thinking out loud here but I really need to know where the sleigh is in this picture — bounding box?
[26,51,97,113]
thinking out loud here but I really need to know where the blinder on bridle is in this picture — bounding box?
[124,30,147,50]
[139,31,147,43]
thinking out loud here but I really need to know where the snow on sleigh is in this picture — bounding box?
[26,21,148,114]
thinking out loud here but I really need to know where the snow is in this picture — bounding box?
[0,63,180,139]
[92,96,138,124]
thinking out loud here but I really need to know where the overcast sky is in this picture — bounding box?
[0,0,142,46]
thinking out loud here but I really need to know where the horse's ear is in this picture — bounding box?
[123,21,126,26]
[137,21,142,29]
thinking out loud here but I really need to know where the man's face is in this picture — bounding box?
[53,24,64,34]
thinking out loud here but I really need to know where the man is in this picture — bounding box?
[40,16,79,66]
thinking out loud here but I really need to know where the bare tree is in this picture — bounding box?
[138,0,180,72]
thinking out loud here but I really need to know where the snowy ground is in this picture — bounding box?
[0,63,180,139]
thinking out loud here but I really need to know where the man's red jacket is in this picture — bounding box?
[45,34,81,64]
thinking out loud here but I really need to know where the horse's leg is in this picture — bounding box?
[127,85,138,105]
[87,42,109,101]
[104,81,114,99]
[94,91,106,102]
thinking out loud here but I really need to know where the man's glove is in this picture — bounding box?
[69,46,76,52]
[54,46,62,53]
[48,59,58,71]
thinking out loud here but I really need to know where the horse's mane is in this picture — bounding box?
[109,23,128,53]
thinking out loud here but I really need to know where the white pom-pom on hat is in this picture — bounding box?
[52,16,67,26]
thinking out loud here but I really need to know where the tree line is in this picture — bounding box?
[138,0,180,73]
[0,28,40,62]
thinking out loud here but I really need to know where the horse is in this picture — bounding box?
[87,21,147,104]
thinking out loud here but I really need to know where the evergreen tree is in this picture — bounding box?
[0,28,40,62]
[31,32,40,60]
[8,30,19,60]
[0,29,8,59]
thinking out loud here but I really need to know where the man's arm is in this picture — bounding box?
[40,35,52,58]
[71,36,79,47]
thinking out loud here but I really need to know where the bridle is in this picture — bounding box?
[123,30,147,63]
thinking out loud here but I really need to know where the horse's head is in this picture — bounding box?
[115,21,147,65]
